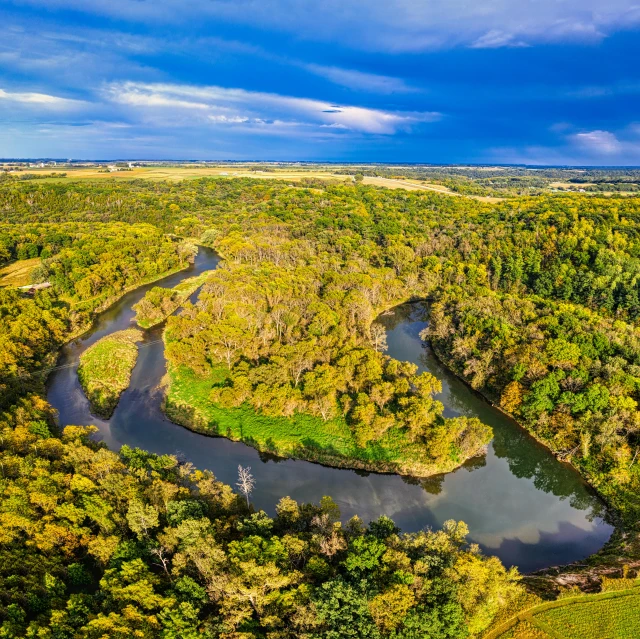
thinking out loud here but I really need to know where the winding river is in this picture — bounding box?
[47,246,613,573]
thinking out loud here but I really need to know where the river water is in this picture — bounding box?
[47,246,613,572]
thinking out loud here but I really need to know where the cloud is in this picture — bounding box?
[12,0,640,52]
[470,30,529,49]
[489,126,640,165]
[303,64,416,93]
[0,87,85,108]
[114,91,210,111]
[105,81,440,134]
[572,130,623,154]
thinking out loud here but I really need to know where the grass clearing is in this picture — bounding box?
[78,329,143,418]
[0,257,41,288]
[163,365,468,476]
[486,581,640,639]
[535,591,640,639]
[21,166,348,183]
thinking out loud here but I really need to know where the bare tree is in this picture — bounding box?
[150,546,172,579]
[236,465,255,507]
[369,323,388,352]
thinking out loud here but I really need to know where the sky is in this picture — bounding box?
[1,0,640,164]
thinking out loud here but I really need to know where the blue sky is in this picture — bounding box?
[1,0,639,164]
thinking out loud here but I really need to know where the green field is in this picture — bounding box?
[163,365,469,476]
[77,329,143,418]
[487,582,640,639]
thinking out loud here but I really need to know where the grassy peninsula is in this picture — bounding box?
[163,364,492,477]
[78,328,143,417]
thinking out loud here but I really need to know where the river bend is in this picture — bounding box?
[47,246,613,572]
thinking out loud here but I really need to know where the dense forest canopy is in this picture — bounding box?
[1,174,640,636]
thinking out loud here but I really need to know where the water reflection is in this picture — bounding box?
[377,302,611,565]
[46,254,613,572]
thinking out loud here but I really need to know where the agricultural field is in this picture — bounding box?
[11,165,349,183]
[0,257,40,288]
[77,328,143,418]
[8,164,502,199]
[487,582,640,639]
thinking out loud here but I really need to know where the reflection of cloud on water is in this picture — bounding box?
[485,520,614,572]
[316,472,442,531]
[283,449,610,554]
[425,449,605,548]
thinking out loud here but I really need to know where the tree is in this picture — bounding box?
[500,381,524,413]
[126,499,159,539]
[369,584,415,632]
[236,465,255,507]
[369,323,388,352]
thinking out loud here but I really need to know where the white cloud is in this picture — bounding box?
[0,87,85,108]
[13,0,640,52]
[489,126,640,165]
[105,81,440,134]
[470,30,529,49]
[115,91,210,111]
[208,115,250,123]
[572,130,623,155]
[304,64,416,93]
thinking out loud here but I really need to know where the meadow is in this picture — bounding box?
[77,328,143,417]
[486,580,640,639]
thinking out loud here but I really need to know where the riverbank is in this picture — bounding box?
[70,261,192,314]
[427,338,639,591]
[161,364,491,478]
[62,259,194,344]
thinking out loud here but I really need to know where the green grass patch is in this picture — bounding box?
[487,581,640,639]
[164,365,471,476]
[78,329,143,418]
[534,591,640,639]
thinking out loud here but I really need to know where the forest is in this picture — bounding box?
[1,175,640,636]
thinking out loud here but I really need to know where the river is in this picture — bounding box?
[47,246,613,572]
